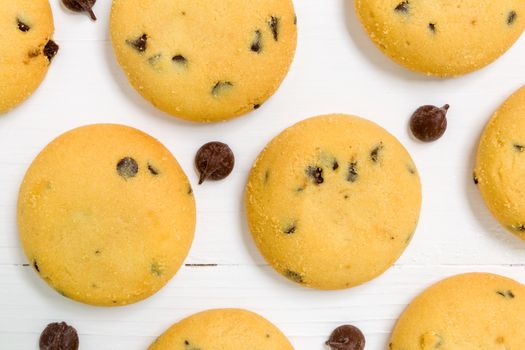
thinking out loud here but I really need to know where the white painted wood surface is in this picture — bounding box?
[1,1,525,349]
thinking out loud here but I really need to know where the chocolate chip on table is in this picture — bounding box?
[39,322,79,350]
[307,166,324,184]
[17,18,30,32]
[508,11,517,25]
[326,325,365,350]
[394,1,409,13]
[251,30,263,53]
[117,157,139,179]
[409,104,450,142]
[195,142,235,185]
[211,81,233,96]
[268,16,280,41]
[62,0,97,21]
[127,34,148,52]
[43,40,59,62]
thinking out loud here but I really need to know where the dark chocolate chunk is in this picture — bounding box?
[117,157,139,179]
[127,34,148,53]
[326,325,366,350]
[513,144,525,152]
[62,0,97,21]
[43,40,59,62]
[251,30,262,53]
[410,104,449,142]
[428,23,437,33]
[172,55,187,65]
[394,1,409,13]
[39,322,79,350]
[347,161,358,182]
[17,18,30,32]
[33,260,40,273]
[268,16,280,41]
[285,270,304,283]
[148,164,159,176]
[195,142,235,184]
[332,160,340,171]
[370,143,384,163]
[254,104,261,110]
[496,290,515,299]
[508,11,517,25]
[211,81,233,96]
[307,166,324,185]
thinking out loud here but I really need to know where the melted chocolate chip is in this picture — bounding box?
[497,290,515,299]
[307,166,324,184]
[147,164,159,176]
[117,157,139,179]
[428,23,437,33]
[394,1,409,13]
[44,40,59,62]
[347,161,358,182]
[268,16,280,41]
[211,81,233,96]
[127,34,148,52]
[39,322,79,350]
[513,144,525,152]
[512,224,525,232]
[195,142,235,184]
[251,30,263,53]
[172,55,187,65]
[62,0,97,20]
[284,223,296,234]
[508,11,517,25]
[410,104,449,142]
[326,325,365,350]
[332,160,339,171]
[17,18,30,32]
[370,143,384,163]
[285,270,304,283]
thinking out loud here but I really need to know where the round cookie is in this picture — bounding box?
[245,114,422,290]
[354,0,525,77]
[475,86,525,240]
[18,124,196,306]
[389,273,525,349]
[110,0,297,123]
[149,309,293,350]
[0,0,58,114]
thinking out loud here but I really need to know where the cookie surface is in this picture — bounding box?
[149,309,293,350]
[0,0,57,114]
[18,124,196,306]
[389,273,525,349]
[475,86,525,240]
[355,0,525,77]
[245,114,421,290]
[110,0,297,122]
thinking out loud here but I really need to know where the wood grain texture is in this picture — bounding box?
[1,0,525,349]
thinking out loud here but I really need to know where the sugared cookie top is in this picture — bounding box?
[390,273,525,349]
[110,0,297,122]
[0,0,58,113]
[149,309,293,350]
[245,114,422,290]
[18,124,196,306]
[475,86,525,240]
[355,0,525,77]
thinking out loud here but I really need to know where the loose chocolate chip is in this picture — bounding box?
[117,157,139,179]
[497,290,515,299]
[43,40,59,62]
[332,160,340,171]
[251,30,263,53]
[172,54,187,65]
[428,23,437,33]
[370,143,384,163]
[39,322,79,350]
[195,142,235,184]
[326,325,365,350]
[513,144,525,152]
[33,260,40,273]
[62,0,97,21]
[148,164,160,176]
[394,1,409,13]
[473,172,479,185]
[508,11,517,25]
[285,270,304,283]
[268,16,280,41]
[17,18,30,32]
[307,166,324,184]
[284,223,297,234]
[211,81,233,96]
[347,161,358,182]
[254,104,261,110]
[410,104,449,142]
[127,34,148,52]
